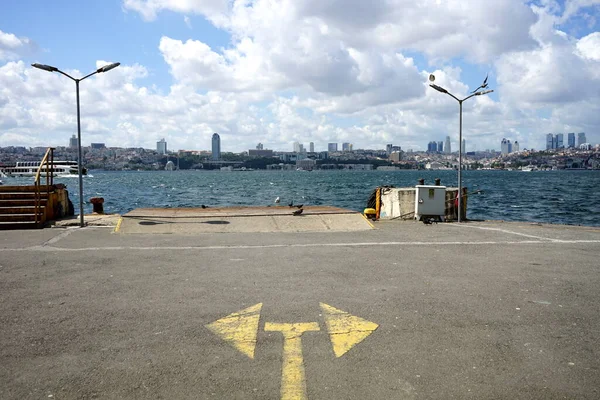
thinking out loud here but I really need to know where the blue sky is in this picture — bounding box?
[1,0,599,152]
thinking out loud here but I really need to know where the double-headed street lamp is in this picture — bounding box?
[429,74,493,222]
[32,62,120,227]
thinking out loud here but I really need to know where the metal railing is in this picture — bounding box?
[34,147,55,225]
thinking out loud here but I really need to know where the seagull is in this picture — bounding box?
[201,204,208,209]
[275,196,280,204]
[422,217,437,225]
[295,204,303,208]
[288,200,294,207]
[471,73,489,93]
[292,208,303,216]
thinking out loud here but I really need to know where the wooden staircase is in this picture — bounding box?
[0,147,58,230]
[0,185,54,229]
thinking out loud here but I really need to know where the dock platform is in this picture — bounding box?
[1,216,599,399]
[119,206,374,234]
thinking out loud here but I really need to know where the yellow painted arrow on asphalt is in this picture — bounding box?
[206,303,262,359]
[320,303,379,358]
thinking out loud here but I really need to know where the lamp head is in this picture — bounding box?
[428,74,435,82]
[32,63,58,73]
[429,84,448,94]
[97,62,120,73]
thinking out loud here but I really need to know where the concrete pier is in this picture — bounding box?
[1,217,599,399]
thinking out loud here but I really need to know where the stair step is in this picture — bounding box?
[0,206,45,214]
[0,192,53,200]
[0,221,42,230]
[0,185,56,193]
[0,214,40,222]
[0,199,48,207]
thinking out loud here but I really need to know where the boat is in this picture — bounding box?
[521,165,538,172]
[0,161,86,177]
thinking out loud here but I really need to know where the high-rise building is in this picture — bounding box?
[69,134,77,149]
[293,142,301,153]
[567,133,575,148]
[386,144,393,155]
[309,142,314,153]
[157,138,167,155]
[211,133,221,161]
[427,141,437,152]
[445,136,451,154]
[461,139,466,153]
[299,144,305,153]
[514,141,519,152]
[256,143,264,150]
[555,133,564,149]
[501,138,510,155]
[577,132,587,147]
[437,141,443,153]
[328,143,338,152]
[342,142,352,152]
[546,133,554,150]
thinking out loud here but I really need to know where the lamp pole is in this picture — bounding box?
[429,75,493,222]
[32,62,120,227]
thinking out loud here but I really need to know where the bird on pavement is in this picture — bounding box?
[295,204,303,208]
[292,208,303,216]
[422,217,437,225]
[288,200,294,207]
[275,196,280,204]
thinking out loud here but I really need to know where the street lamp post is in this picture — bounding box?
[32,62,120,227]
[429,75,493,222]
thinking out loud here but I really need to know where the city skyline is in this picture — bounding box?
[1,1,599,152]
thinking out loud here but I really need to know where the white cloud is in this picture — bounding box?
[577,31,600,60]
[122,0,229,21]
[2,2,600,153]
[0,30,36,61]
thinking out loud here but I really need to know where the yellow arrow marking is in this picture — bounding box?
[320,303,378,358]
[264,322,320,400]
[206,303,262,359]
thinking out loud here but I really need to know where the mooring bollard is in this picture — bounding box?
[90,197,105,214]
[418,178,425,185]
[435,178,441,186]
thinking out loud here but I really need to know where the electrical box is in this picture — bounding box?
[414,185,446,221]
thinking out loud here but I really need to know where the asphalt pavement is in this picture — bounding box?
[1,219,599,399]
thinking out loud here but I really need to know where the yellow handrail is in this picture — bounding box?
[34,147,55,225]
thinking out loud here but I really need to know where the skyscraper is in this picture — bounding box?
[157,138,167,155]
[211,133,221,161]
[501,138,510,155]
[342,142,352,152]
[555,133,564,149]
[567,133,575,148]
[69,134,77,149]
[293,142,301,153]
[546,133,554,150]
[437,141,443,153]
[445,136,451,154]
[427,141,437,152]
[309,142,314,153]
[577,132,587,146]
[328,143,338,152]
[386,144,393,155]
[514,141,519,152]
